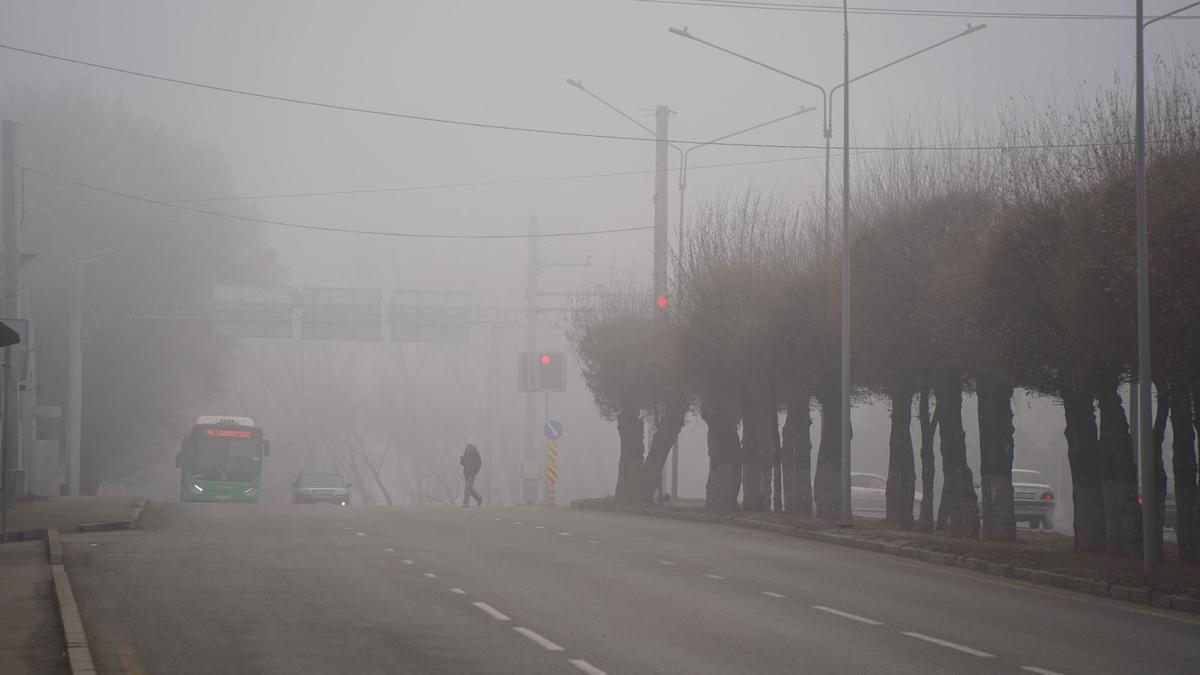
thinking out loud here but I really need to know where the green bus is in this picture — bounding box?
[177,416,271,503]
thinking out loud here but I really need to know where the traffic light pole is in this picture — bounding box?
[524,216,540,505]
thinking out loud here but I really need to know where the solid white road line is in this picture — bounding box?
[813,606,883,626]
[513,627,563,651]
[474,602,511,621]
[901,632,995,658]
[384,548,396,553]
[402,560,415,565]
[450,588,466,595]
[705,574,726,580]
[761,591,786,599]
[1021,667,1064,675]
[569,658,609,675]
[658,560,676,566]
[423,572,438,578]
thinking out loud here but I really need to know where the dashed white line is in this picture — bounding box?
[1020,667,1063,675]
[558,532,572,536]
[535,526,546,529]
[513,627,563,651]
[587,540,600,544]
[474,602,510,621]
[813,606,883,626]
[494,517,504,521]
[658,560,676,566]
[623,549,633,553]
[705,574,725,580]
[450,588,466,595]
[512,521,523,525]
[385,548,396,553]
[402,559,415,565]
[423,572,438,578]
[355,532,366,536]
[569,658,609,675]
[901,632,995,658]
[761,591,786,599]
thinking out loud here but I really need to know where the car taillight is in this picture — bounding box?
[1138,496,1144,505]
[1041,492,1054,501]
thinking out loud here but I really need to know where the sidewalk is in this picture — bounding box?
[0,496,142,675]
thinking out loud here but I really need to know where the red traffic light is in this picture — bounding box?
[540,354,552,366]
[656,294,669,310]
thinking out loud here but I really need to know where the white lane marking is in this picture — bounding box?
[558,532,571,536]
[423,572,438,578]
[384,548,396,553]
[902,632,995,658]
[761,591,786,598]
[342,526,353,530]
[813,605,883,625]
[658,560,676,566]
[402,559,415,565]
[623,549,633,553]
[450,588,466,595]
[1021,668,1063,675]
[513,627,563,651]
[535,525,546,529]
[513,521,523,525]
[355,532,366,536]
[587,540,600,544]
[494,517,504,521]
[569,658,609,675]
[705,574,725,580]
[474,602,511,621]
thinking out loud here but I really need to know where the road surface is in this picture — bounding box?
[63,504,1200,674]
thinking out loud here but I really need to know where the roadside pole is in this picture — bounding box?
[1,121,20,500]
[524,216,539,504]
[653,105,670,499]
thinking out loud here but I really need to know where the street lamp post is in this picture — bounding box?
[669,19,986,524]
[66,249,112,496]
[565,80,812,502]
[1134,0,1200,577]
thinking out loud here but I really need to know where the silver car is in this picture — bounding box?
[1012,469,1056,529]
[851,472,922,519]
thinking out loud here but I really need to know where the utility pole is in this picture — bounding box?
[838,2,853,527]
[486,323,500,504]
[67,264,82,495]
[524,216,539,505]
[1,121,20,500]
[653,106,670,499]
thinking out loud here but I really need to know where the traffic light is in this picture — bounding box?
[655,294,669,310]
[517,351,566,392]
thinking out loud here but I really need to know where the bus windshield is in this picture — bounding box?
[191,436,262,481]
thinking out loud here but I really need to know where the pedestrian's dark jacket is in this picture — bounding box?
[461,444,482,476]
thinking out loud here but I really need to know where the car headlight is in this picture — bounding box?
[190,484,204,494]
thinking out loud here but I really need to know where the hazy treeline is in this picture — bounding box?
[570,61,1200,564]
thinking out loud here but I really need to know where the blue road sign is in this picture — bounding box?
[543,420,563,440]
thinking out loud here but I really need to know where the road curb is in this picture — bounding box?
[572,499,1200,616]
[46,529,98,675]
[76,498,146,533]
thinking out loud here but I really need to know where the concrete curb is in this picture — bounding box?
[46,529,97,675]
[77,498,147,533]
[572,499,1200,616]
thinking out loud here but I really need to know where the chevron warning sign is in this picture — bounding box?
[545,439,559,506]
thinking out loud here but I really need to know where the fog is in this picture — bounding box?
[0,1,1195,511]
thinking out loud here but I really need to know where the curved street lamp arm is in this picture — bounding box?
[565,78,683,155]
[1145,0,1200,26]
[830,23,987,99]
[668,27,828,102]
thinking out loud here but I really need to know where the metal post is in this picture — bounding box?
[1,121,20,500]
[654,106,670,300]
[838,1,853,526]
[1,351,8,539]
[524,216,539,505]
[1135,0,1158,576]
[67,263,83,495]
[486,323,499,505]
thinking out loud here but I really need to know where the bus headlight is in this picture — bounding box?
[190,484,204,494]
[243,487,258,496]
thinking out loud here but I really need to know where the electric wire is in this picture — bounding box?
[634,0,1200,21]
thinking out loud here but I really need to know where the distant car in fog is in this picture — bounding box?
[1012,469,1056,530]
[292,471,352,505]
[851,472,922,519]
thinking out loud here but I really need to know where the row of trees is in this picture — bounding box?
[569,62,1200,563]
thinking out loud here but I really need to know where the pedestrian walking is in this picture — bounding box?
[461,439,483,507]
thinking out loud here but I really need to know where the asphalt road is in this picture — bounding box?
[63,504,1200,675]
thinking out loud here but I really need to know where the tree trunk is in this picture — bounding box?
[782,395,813,516]
[1062,371,1106,552]
[703,405,742,513]
[934,368,979,538]
[1171,381,1198,564]
[740,394,769,512]
[768,380,783,513]
[885,384,916,528]
[917,387,937,533]
[633,388,688,504]
[977,372,1016,542]
[1152,384,1171,560]
[1094,369,1141,557]
[614,403,645,504]
[814,384,842,520]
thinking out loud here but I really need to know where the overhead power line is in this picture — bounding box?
[22,167,652,240]
[634,0,1200,21]
[0,42,811,150]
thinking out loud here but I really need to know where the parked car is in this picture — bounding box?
[291,471,352,505]
[850,472,922,519]
[1011,469,1056,529]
